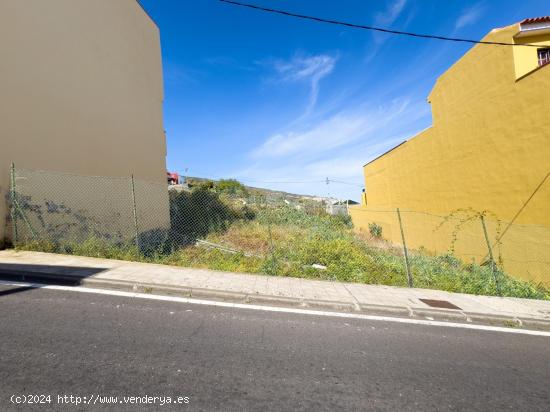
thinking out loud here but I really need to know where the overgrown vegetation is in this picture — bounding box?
[369,222,383,238]
[215,179,249,197]
[16,181,550,300]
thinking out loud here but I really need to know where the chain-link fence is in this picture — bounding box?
[5,166,549,299]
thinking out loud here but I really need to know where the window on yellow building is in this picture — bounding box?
[538,48,550,67]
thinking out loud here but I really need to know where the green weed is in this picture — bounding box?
[15,187,550,301]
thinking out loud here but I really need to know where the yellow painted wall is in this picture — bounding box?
[0,0,169,245]
[513,31,550,79]
[350,24,550,285]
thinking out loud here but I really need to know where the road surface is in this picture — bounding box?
[0,283,549,411]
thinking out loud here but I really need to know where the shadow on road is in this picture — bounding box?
[0,286,36,297]
[0,263,108,296]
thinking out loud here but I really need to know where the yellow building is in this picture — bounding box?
[0,0,169,246]
[350,18,550,285]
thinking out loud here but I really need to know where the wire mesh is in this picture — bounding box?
[6,167,549,298]
[10,168,137,246]
[349,206,550,296]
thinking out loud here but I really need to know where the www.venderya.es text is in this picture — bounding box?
[10,394,190,406]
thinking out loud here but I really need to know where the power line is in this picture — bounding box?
[219,0,538,47]
[174,173,362,186]
[177,175,327,184]
[240,179,325,184]
[328,179,363,187]
[226,178,362,186]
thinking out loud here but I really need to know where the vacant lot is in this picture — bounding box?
[18,182,550,300]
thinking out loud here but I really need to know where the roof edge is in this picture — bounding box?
[363,125,434,168]
[135,0,159,29]
[515,58,550,82]
[363,140,408,168]
[520,16,550,25]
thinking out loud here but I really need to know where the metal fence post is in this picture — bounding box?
[397,208,413,288]
[9,164,38,241]
[10,163,18,244]
[268,204,276,273]
[480,215,500,294]
[130,174,140,251]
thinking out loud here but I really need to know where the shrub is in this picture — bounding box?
[369,222,383,238]
[169,187,241,242]
[187,179,214,190]
[215,179,248,197]
[15,192,550,301]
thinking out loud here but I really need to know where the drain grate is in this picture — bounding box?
[419,299,462,310]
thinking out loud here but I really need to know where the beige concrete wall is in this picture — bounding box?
[0,0,169,246]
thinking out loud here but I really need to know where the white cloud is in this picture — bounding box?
[251,113,367,159]
[267,54,337,117]
[251,99,411,159]
[303,137,405,179]
[163,63,201,86]
[375,0,408,26]
[371,0,408,46]
[235,97,431,199]
[455,3,485,30]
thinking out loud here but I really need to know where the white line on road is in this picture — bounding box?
[2,280,549,337]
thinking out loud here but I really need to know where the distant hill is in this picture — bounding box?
[181,176,328,204]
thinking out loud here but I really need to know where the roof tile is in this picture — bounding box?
[520,16,550,24]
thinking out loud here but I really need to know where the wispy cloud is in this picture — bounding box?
[370,0,409,47]
[251,99,411,159]
[236,97,431,199]
[302,137,405,179]
[265,54,337,117]
[375,0,408,26]
[455,3,485,30]
[163,62,201,86]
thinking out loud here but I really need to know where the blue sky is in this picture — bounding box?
[139,0,549,200]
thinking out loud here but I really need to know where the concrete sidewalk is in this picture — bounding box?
[1,250,550,330]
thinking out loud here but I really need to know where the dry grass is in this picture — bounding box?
[354,230,404,255]
[15,193,550,300]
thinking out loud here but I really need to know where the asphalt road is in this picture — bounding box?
[0,283,549,411]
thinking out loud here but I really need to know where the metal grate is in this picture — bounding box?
[419,299,462,310]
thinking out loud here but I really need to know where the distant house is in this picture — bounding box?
[167,172,181,185]
[0,0,169,246]
[350,18,550,285]
[326,199,358,216]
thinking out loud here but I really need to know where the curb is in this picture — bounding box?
[2,269,550,332]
